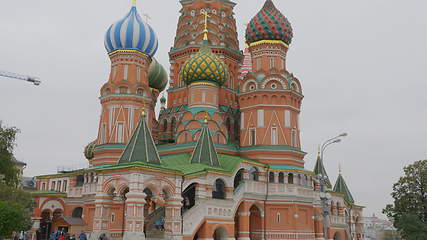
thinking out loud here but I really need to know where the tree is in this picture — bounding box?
[383,160,427,240]
[0,121,20,187]
[0,201,32,238]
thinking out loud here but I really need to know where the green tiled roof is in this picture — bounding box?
[190,124,220,167]
[333,173,355,204]
[313,154,332,187]
[119,114,161,164]
[31,190,66,196]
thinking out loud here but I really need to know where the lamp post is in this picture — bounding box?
[318,133,347,240]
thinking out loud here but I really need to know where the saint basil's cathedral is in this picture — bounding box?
[30,0,365,239]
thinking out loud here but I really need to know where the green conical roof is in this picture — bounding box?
[119,113,161,164]
[314,154,332,187]
[190,123,220,167]
[333,173,355,204]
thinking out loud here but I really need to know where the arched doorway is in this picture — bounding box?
[71,207,83,218]
[182,183,197,212]
[249,205,262,240]
[234,169,244,190]
[40,210,52,240]
[212,179,226,199]
[213,227,228,240]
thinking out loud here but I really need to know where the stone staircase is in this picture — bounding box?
[145,207,167,240]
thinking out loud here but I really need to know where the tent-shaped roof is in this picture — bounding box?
[190,122,220,167]
[333,173,355,204]
[119,113,161,164]
[313,153,332,187]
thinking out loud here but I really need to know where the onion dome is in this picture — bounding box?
[84,141,96,160]
[180,41,229,86]
[246,0,293,45]
[148,58,168,92]
[104,5,158,57]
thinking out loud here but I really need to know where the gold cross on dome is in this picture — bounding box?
[132,0,137,7]
[200,9,211,40]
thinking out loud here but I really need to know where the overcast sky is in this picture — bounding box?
[1,0,426,219]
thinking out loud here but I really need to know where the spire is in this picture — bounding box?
[190,116,220,167]
[313,153,332,187]
[333,172,355,204]
[201,10,210,41]
[119,110,161,164]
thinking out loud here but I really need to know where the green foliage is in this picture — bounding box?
[383,160,427,240]
[0,121,20,187]
[0,201,32,238]
[0,184,35,210]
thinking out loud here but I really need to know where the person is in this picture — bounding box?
[49,232,55,240]
[70,235,76,240]
[58,233,65,240]
[98,233,108,240]
[184,197,191,209]
[78,232,87,240]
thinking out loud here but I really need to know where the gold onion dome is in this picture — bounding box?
[180,40,229,87]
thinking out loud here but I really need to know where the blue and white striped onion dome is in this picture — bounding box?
[104,6,158,57]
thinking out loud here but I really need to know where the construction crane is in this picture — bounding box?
[0,70,41,86]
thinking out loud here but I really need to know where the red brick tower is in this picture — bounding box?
[239,0,305,167]
[167,0,243,110]
[87,3,166,166]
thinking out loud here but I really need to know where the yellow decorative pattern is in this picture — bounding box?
[108,49,150,57]
[249,40,289,48]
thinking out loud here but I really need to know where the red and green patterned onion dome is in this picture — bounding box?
[148,58,168,92]
[180,41,229,86]
[246,0,293,45]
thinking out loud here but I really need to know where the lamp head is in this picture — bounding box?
[339,133,348,137]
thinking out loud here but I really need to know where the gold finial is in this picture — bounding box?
[143,13,151,23]
[317,145,321,158]
[339,163,342,175]
[132,0,137,7]
[200,9,211,40]
[141,104,146,118]
[204,112,209,124]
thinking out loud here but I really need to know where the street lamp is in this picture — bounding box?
[318,133,347,240]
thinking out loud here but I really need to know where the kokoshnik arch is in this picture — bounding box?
[30,0,365,240]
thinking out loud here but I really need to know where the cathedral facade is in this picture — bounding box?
[30,1,364,240]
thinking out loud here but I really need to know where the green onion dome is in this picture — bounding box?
[246,0,293,45]
[160,95,166,103]
[148,58,168,92]
[180,41,229,86]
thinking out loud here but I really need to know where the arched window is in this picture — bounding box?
[163,119,168,132]
[249,167,259,181]
[170,117,176,139]
[233,169,244,190]
[269,172,275,183]
[212,179,226,199]
[137,88,144,96]
[288,173,294,184]
[119,86,128,94]
[278,172,285,183]
[72,207,83,218]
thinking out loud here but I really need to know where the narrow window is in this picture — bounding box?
[288,173,294,184]
[269,172,275,183]
[282,58,285,70]
[278,173,285,183]
[111,213,116,223]
[291,130,297,147]
[271,127,278,145]
[257,110,264,128]
[63,180,67,192]
[240,112,245,130]
[250,129,256,146]
[42,183,46,191]
[191,93,195,103]
[257,58,261,71]
[51,181,56,191]
[57,181,61,192]
[277,212,281,222]
[117,123,124,143]
[202,91,206,103]
[123,65,129,81]
[285,110,291,128]
[270,57,275,69]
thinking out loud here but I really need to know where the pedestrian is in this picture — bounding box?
[98,233,108,240]
[58,233,65,240]
[78,232,87,240]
